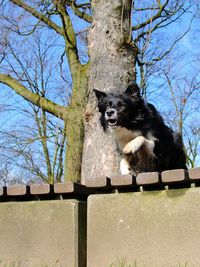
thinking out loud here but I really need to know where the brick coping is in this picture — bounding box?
[0,168,199,201]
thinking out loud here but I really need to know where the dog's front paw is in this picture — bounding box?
[123,136,145,155]
[123,143,133,154]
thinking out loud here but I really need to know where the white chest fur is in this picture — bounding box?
[110,127,141,152]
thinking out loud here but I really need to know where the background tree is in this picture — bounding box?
[0,0,90,182]
[0,0,198,184]
[0,32,67,184]
[158,55,200,168]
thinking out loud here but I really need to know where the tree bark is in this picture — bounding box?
[64,63,88,182]
[81,0,137,182]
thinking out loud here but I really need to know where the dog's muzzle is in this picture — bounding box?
[105,108,117,126]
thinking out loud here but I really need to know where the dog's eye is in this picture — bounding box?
[117,101,122,108]
[108,101,112,107]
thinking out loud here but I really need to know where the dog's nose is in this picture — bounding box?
[106,109,115,117]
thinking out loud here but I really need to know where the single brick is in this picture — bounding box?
[136,172,160,186]
[85,176,109,188]
[30,184,50,195]
[161,169,188,183]
[6,185,27,196]
[54,182,95,196]
[54,182,75,193]
[188,168,200,180]
[109,174,135,186]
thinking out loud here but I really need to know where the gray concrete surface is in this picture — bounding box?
[87,187,200,267]
[0,199,86,267]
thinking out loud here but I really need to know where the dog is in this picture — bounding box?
[94,81,187,175]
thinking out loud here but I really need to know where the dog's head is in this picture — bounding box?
[94,81,143,130]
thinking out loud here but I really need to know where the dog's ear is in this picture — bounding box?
[93,89,107,114]
[125,81,141,100]
[93,89,107,101]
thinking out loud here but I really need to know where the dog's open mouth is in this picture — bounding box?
[107,119,117,126]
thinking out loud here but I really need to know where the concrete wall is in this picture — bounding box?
[1,186,200,267]
[0,200,87,267]
[87,187,200,267]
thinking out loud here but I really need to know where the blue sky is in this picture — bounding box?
[0,1,199,183]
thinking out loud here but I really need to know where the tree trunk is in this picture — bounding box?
[64,63,88,182]
[81,0,137,182]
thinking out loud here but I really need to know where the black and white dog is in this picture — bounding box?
[94,81,187,175]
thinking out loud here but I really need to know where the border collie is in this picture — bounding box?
[94,81,187,175]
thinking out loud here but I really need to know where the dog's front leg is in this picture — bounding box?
[123,135,155,156]
[123,136,145,155]
[120,158,131,175]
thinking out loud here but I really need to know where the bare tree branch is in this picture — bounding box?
[71,3,92,23]
[132,0,169,31]
[9,0,64,36]
[0,74,67,120]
